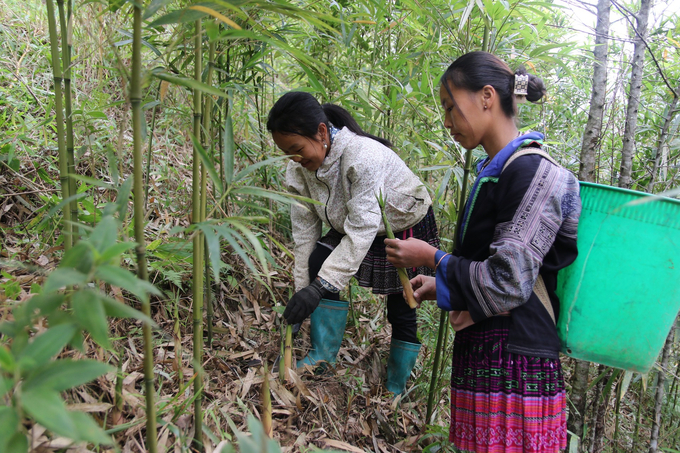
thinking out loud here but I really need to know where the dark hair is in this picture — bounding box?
[441,51,546,117]
[266,91,392,147]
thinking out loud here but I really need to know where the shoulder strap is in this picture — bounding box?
[501,146,559,325]
[534,274,555,324]
[501,147,560,174]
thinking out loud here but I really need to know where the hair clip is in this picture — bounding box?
[514,74,529,96]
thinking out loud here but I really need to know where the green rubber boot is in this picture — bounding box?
[385,339,421,395]
[297,299,349,369]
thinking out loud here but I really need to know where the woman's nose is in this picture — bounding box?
[290,154,302,162]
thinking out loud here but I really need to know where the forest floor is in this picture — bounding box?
[1,160,453,452]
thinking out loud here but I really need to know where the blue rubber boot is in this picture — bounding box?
[385,339,421,394]
[297,299,349,369]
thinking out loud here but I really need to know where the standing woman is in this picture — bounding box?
[385,51,581,451]
[267,92,440,395]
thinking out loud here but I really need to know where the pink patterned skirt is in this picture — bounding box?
[450,320,567,452]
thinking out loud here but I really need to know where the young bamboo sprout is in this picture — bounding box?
[262,362,273,437]
[376,190,417,309]
[283,324,293,382]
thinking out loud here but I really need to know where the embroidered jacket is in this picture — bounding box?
[435,133,581,358]
[286,127,432,292]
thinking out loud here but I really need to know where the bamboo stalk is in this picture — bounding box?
[204,37,215,348]
[191,18,205,453]
[45,0,72,251]
[426,145,475,423]
[144,81,162,209]
[57,0,78,242]
[376,190,417,309]
[173,294,183,386]
[131,4,158,453]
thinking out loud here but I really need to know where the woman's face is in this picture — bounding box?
[439,82,487,150]
[272,123,328,172]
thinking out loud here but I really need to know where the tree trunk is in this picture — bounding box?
[649,327,676,453]
[619,0,652,189]
[571,4,611,442]
[648,79,680,192]
[568,359,591,451]
[579,0,610,183]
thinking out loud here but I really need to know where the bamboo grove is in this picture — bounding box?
[1,0,680,451]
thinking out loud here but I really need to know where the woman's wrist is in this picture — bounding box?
[433,249,449,271]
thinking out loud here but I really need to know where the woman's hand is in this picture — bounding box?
[283,279,328,324]
[384,237,438,269]
[410,275,436,303]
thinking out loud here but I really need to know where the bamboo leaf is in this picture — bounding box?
[70,174,114,189]
[90,216,120,254]
[115,177,133,220]
[190,133,224,195]
[200,225,222,282]
[26,293,65,318]
[23,359,113,392]
[226,219,269,283]
[94,265,161,301]
[108,0,126,13]
[99,294,155,325]
[37,192,88,228]
[20,386,77,438]
[147,2,212,26]
[232,186,323,207]
[299,64,327,98]
[232,155,290,183]
[618,371,634,402]
[0,406,20,452]
[625,187,680,206]
[69,411,114,445]
[152,68,229,98]
[72,290,111,349]
[115,28,163,57]
[60,241,94,274]
[214,226,256,273]
[43,268,87,293]
[17,323,77,371]
[189,5,241,29]
[223,96,235,186]
[0,376,12,398]
[0,345,15,373]
[143,0,173,19]
[98,241,138,264]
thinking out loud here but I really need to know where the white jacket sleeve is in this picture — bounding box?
[287,164,322,292]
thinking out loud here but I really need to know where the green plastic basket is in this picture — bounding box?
[556,182,680,372]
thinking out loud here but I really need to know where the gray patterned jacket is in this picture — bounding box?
[286,127,431,292]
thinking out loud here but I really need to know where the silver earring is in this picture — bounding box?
[324,143,327,149]
[484,105,488,110]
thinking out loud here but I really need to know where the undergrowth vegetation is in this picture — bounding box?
[1,0,679,452]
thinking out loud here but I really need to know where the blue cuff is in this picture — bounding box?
[318,277,340,293]
[434,250,452,311]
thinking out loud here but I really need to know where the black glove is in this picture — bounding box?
[283,279,329,324]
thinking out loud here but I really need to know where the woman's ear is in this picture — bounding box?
[317,122,328,141]
[481,85,496,109]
